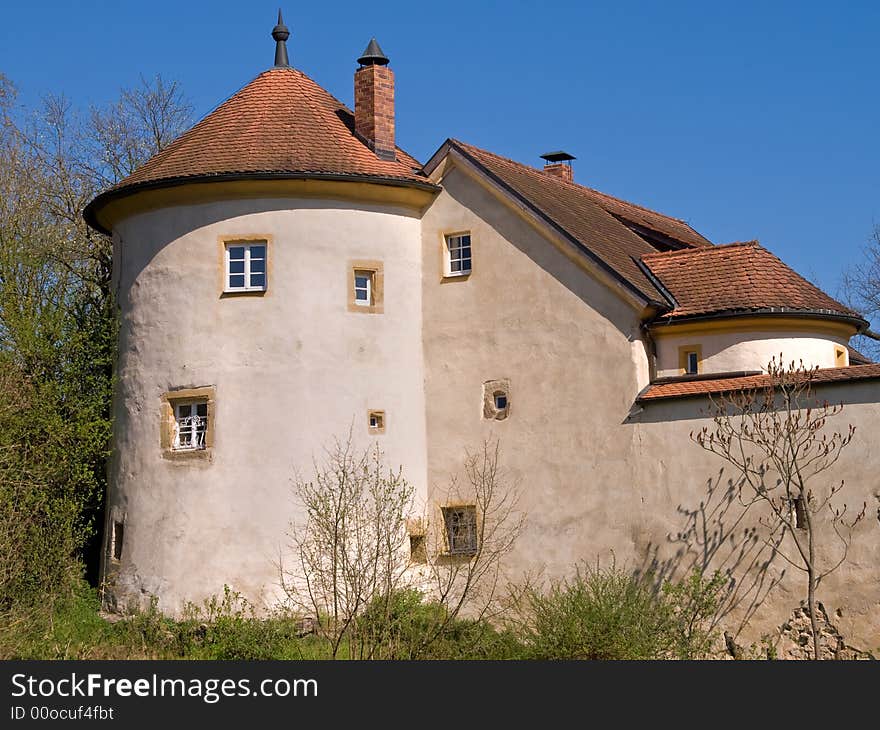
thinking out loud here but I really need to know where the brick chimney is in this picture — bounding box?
[355,38,395,161]
[540,151,576,183]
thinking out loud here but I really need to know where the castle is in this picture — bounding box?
[85,14,880,646]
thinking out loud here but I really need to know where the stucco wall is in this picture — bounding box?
[420,164,879,647]
[655,329,850,377]
[105,196,428,613]
[420,166,654,576]
[629,383,880,646]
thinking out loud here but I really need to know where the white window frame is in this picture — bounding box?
[354,270,373,306]
[225,241,267,292]
[444,233,472,277]
[686,351,699,375]
[172,400,208,451]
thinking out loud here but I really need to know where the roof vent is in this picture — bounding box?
[540,151,575,182]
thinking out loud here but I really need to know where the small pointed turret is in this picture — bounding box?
[357,38,389,66]
[272,9,290,67]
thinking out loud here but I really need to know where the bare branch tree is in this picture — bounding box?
[280,436,524,659]
[410,438,525,658]
[693,357,866,659]
[280,434,414,659]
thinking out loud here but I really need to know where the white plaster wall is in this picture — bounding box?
[106,196,428,613]
[655,330,850,378]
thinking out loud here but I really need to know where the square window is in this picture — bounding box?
[173,399,208,451]
[444,233,472,277]
[442,506,478,556]
[224,241,268,292]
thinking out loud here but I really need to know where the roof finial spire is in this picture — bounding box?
[272,9,290,68]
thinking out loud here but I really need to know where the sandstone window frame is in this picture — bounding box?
[443,231,472,278]
[834,345,847,368]
[160,386,216,460]
[483,379,511,420]
[219,235,272,298]
[678,344,702,375]
[347,260,384,314]
[368,409,386,434]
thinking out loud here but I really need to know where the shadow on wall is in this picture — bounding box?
[635,468,784,641]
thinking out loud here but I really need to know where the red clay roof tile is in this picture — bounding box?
[641,241,861,322]
[105,67,430,194]
[638,363,880,402]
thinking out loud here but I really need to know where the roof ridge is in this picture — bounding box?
[450,138,696,229]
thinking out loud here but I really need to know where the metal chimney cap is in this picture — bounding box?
[540,151,576,163]
[358,38,390,66]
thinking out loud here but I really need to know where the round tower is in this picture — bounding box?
[85,17,438,613]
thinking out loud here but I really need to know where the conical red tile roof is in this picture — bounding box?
[86,67,434,232]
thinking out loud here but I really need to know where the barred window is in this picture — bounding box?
[173,401,208,451]
[442,506,478,556]
[445,233,472,276]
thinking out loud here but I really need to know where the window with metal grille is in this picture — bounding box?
[225,242,267,292]
[354,270,373,306]
[173,401,208,451]
[442,506,478,556]
[445,233,472,276]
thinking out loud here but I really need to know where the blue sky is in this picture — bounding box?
[2,1,878,302]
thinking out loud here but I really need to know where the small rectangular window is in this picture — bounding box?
[173,400,208,451]
[442,506,478,556]
[409,534,426,564]
[354,270,373,306]
[225,241,267,292]
[679,345,702,375]
[445,233,472,276]
[791,496,807,529]
[111,520,124,562]
[368,410,385,433]
[834,347,847,367]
